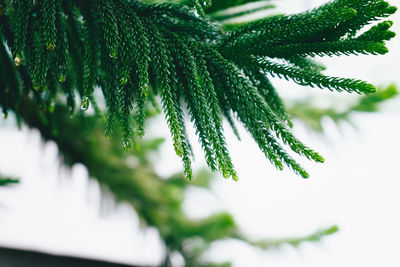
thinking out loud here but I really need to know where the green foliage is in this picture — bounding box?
[0,176,19,186]
[10,97,337,266]
[352,83,398,112]
[251,225,339,250]
[2,1,395,264]
[0,0,396,180]
[288,85,398,133]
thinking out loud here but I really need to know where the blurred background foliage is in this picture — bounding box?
[1,0,398,266]
[8,92,344,266]
[0,175,19,187]
[288,84,398,133]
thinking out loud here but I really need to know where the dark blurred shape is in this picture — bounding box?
[0,246,145,267]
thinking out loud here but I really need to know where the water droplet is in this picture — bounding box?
[109,50,117,59]
[14,56,21,66]
[48,103,55,113]
[58,66,66,82]
[59,73,66,82]
[123,140,131,151]
[47,43,55,51]
[120,77,128,85]
[80,96,89,111]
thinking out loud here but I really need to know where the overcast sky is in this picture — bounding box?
[0,0,399,266]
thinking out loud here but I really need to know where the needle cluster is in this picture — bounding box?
[0,0,396,179]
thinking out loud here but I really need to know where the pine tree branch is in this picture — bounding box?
[0,0,397,179]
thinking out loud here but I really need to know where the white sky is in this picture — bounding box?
[0,0,400,266]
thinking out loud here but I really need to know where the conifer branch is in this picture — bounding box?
[254,57,376,94]
[0,0,397,179]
